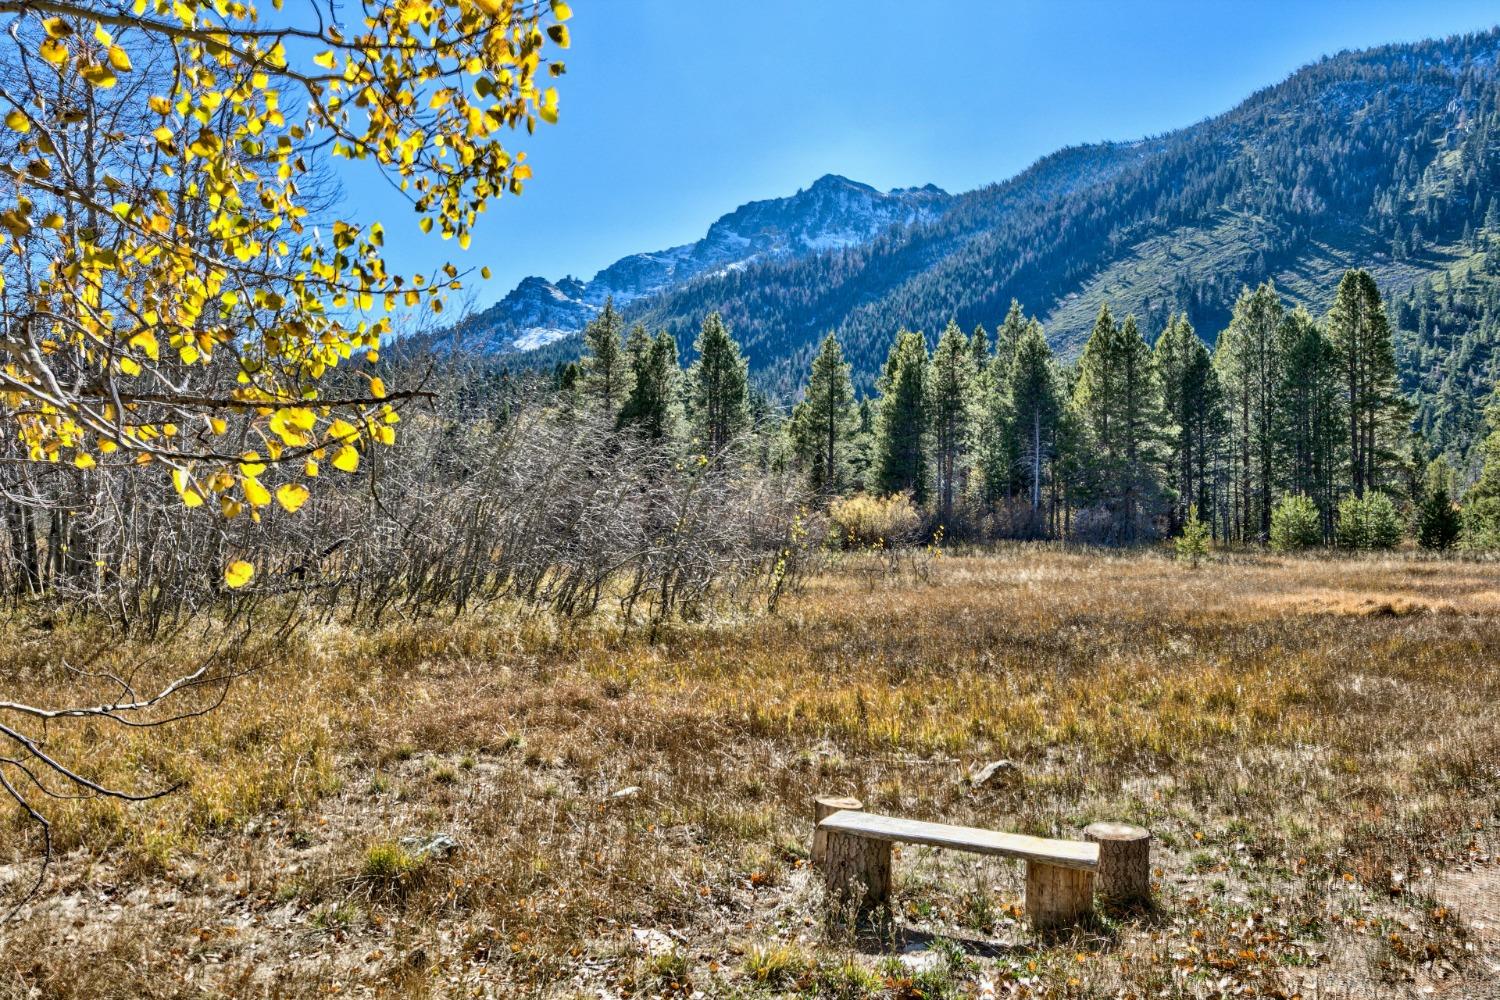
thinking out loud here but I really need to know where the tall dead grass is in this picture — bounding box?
[3,548,1499,998]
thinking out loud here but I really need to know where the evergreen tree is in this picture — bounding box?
[991,299,1028,383]
[873,330,931,502]
[688,312,751,453]
[790,333,857,496]
[1270,495,1324,551]
[618,326,680,441]
[1155,313,1224,533]
[579,298,625,420]
[1275,307,1344,538]
[1175,504,1211,566]
[1216,282,1284,541]
[1071,305,1167,540]
[930,321,977,521]
[1007,320,1061,525]
[1327,269,1402,497]
[1461,393,1500,549]
[969,323,990,370]
[1417,458,1461,550]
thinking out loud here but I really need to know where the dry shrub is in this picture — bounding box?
[828,492,921,548]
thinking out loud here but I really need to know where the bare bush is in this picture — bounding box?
[0,354,812,631]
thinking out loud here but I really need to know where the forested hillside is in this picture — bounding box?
[518,28,1500,468]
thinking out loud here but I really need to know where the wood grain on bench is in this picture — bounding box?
[818,810,1100,871]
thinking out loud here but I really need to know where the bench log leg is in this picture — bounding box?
[812,796,864,869]
[1025,860,1094,931]
[1084,822,1151,908]
[823,831,891,937]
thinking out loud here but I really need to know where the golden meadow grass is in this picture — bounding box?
[2,547,1498,998]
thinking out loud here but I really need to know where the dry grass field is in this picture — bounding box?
[3,547,1500,999]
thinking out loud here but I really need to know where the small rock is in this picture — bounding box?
[967,759,1020,787]
[630,927,674,956]
[609,786,642,800]
[399,833,460,860]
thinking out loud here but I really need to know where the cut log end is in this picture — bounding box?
[1085,821,1151,908]
[811,795,864,868]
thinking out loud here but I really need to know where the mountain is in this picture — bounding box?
[448,175,952,353]
[611,29,1500,398]
[474,28,1500,465]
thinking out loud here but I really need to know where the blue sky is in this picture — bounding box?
[341,0,1500,305]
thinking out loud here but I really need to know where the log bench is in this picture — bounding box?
[814,798,1149,934]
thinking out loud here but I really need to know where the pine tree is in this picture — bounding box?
[579,298,624,420]
[688,312,750,453]
[873,330,931,503]
[618,326,680,441]
[930,321,976,522]
[1461,393,1500,549]
[1071,305,1167,540]
[1216,282,1284,541]
[1175,504,1211,566]
[1417,458,1461,550]
[791,333,857,496]
[1007,320,1061,526]
[992,299,1028,383]
[1154,313,1224,533]
[969,323,990,370]
[1327,269,1402,497]
[1275,307,1344,539]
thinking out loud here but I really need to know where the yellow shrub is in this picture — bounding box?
[828,492,921,548]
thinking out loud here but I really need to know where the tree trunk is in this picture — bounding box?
[823,832,892,938]
[1085,822,1152,908]
[1025,860,1094,932]
[812,795,863,869]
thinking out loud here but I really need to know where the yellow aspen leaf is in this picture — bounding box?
[5,109,30,133]
[275,482,310,513]
[243,476,272,507]
[304,458,319,477]
[239,452,267,476]
[332,444,359,473]
[550,0,573,21]
[210,417,227,435]
[224,560,255,589]
[370,376,386,398]
[81,64,117,89]
[107,45,132,73]
[129,329,160,360]
[73,452,96,470]
[41,17,71,38]
[312,50,336,69]
[547,24,569,48]
[172,469,205,508]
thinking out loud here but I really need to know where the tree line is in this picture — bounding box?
[573,267,1500,551]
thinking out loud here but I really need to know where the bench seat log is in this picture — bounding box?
[818,810,1100,871]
